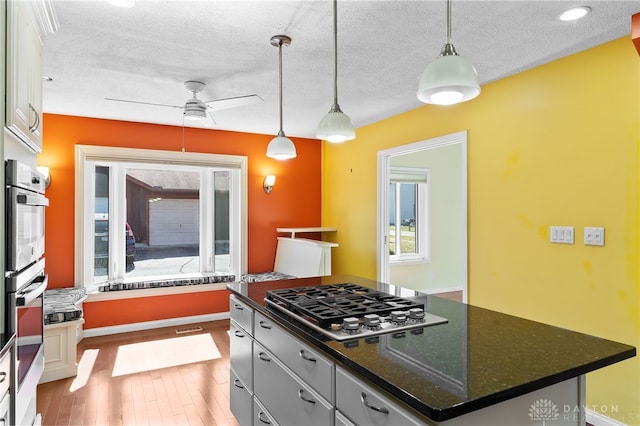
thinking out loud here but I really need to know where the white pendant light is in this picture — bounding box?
[417,0,480,105]
[267,35,297,160]
[316,0,355,143]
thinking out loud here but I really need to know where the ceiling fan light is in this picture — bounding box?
[417,54,480,105]
[184,108,206,120]
[317,110,355,143]
[266,132,297,160]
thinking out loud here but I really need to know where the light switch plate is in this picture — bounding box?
[550,226,574,244]
[584,227,605,246]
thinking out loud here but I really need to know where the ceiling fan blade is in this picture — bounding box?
[105,97,183,109]
[204,94,263,112]
[206,111,217,125]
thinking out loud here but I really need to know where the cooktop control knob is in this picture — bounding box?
[391,311,407,324]
[408,308,425,322]
[363,314,381,329]
[342,317,361,334]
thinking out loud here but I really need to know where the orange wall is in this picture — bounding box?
[82,290,232,329]
[39,114,321,328]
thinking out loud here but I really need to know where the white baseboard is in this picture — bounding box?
[586,408,628,426]
[82,312,230,338]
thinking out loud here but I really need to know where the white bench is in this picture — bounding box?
[41,319,84,383]
[40,288,86,384]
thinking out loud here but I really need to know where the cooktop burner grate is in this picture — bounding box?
[266,283,425,329]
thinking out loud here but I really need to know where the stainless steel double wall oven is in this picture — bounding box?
[5,159,48,426]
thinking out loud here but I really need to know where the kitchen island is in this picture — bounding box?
[227,274,636,425]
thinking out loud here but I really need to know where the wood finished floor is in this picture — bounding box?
[36,320,239,426]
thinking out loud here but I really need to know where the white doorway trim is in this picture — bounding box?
[376,131,468,302]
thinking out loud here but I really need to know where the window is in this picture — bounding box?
[76,146,247,294]
[388,167,429,263]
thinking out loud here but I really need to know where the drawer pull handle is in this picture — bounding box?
[361,392,389,414]
[28,104,40,133]
[233,304,244,311]
[234,330,245,338]
[0,372,6,383]
[257,411,271,424]
[259,321,272,329]
[299,349,317,363]
[258,352,271,362]
[298,389,316,404]
[233,379,244,389]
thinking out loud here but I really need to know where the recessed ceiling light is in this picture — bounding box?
[558,6,591,22]
[105,0,135,8]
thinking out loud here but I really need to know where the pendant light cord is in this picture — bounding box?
[440,0,458,57]
[278,40,284,135]
[446,0,452,44]
[332,0,338,107]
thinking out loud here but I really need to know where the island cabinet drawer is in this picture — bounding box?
[253,342,333,426]
[230,368,253,426]
[230,320,253,392]
[254,396,279,426]
[230,295,254,335]
[336,409,357,426]
[336,366,429,426]
[254,311,334,402]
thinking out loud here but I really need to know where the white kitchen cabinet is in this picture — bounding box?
[254,311,334,402]
[253,341,333,426]
[40,319,84,383]
[230,295,254,336]
[254,396,278,426]
[5,0,57,153]
[335,409,356,426]
[231,368,253,426]
[230,320,253,393]
[229,296,255,425]
[336,366,427,426]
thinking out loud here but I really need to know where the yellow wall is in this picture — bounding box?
[322,37,640,422]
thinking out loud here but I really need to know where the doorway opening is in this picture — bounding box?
[376,131,468,302]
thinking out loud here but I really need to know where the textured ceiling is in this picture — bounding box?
[43,0,640,139]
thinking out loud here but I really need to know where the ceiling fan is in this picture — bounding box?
[105,81,262,123]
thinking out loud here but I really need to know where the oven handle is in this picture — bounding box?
[16,275,48,306]
[16,192,49,207]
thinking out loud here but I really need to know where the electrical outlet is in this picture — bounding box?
[584,227,604,246]
[550,226,574,244]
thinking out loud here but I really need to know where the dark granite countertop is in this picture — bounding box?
[227,274,636,422]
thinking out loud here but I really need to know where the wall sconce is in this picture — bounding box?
[264,175,276,193]
[37,166,51,189]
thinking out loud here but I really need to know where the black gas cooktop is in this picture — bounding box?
[265,283,448,341]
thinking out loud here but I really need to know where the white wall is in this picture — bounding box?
[389,142,465,293]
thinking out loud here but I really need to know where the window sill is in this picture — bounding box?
[83,282,231,303]
[389,257,430,265]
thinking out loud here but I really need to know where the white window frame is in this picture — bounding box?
[388,167,430,264]
[75,145,248,296]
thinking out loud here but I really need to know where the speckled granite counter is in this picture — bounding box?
[227,274,636,423]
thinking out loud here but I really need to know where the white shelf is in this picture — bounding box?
[276,227,337,238]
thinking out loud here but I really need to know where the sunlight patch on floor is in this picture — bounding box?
[69,348,100,392]
[112,333,221,377]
